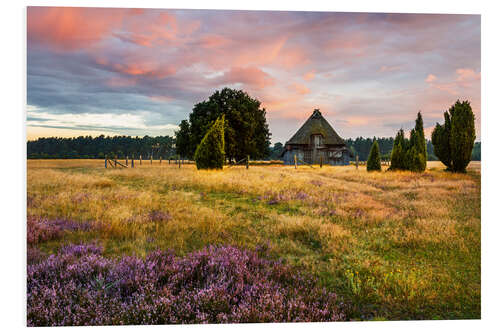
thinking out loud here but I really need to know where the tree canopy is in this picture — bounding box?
[175,88,271,162]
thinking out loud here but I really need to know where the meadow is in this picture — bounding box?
[27,159,481,323]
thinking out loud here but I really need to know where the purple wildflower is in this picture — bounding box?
[27,244,345,326]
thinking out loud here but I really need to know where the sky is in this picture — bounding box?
[27,7,481,143]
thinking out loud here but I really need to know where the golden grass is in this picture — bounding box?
[27,159,480,320]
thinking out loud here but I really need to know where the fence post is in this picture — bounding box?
[320,155,323,168]
[105,155,107,168]
[246,155,249,169]
[355,155,359,170]
[125,156,128,166]
[131,155,134,168]
[160,156,162,165]
[140,155,142,165]
[294,154,297,169]
[150,154,153,165]
[179,156,181,168]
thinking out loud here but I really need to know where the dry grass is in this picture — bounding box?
[27,159,481,320]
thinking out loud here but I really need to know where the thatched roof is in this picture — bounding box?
[285,109,346,146]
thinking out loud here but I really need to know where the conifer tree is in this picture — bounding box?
[367,139,382,171]
[409,112,427,172]
[389,129,406,170]
[194,115,225,170]
[432,100,475,172]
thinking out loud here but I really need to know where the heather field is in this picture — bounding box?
[26,160,481,324]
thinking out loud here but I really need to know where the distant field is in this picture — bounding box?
[27,159,481,321]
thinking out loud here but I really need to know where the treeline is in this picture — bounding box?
[27,134,480,161]
[27,135,176,159]
[344,137,439,161]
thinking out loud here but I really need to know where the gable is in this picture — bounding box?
[286,109,346,146]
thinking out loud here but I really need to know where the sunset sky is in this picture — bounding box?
[27,7,481,143]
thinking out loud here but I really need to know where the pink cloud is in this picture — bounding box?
[96,57,177,79]
[289,83,310,95]
[379,65,402,73]
[303,70,316,81]
[425,74,437,83]
[27,7,137,50]
[198,34,230,49]
[216,67,275,89]
[456,68,481,87]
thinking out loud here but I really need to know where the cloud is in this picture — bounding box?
[379,65,402,73]
[27,9,481,141]
[303,70,316,81]
[27,108,180,137]
[289,83,310,95]
[425,74,437,83]
[27,7,134,50]
[456,68,481,87]
[215,67,276,89]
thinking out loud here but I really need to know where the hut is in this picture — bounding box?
[281,109,353,165]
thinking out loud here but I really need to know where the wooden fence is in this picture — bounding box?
[104,154,390,169]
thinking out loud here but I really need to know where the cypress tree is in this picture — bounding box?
[367,139,382,171]
[194,115,225,170]
[389,129,406,170]
[408,112,427,172]
[432,100,475,172]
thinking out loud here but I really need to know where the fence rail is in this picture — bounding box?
[103,154,390,170]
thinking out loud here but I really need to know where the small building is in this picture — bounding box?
[281,109,353,165]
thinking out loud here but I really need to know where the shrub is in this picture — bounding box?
[366,140,381,171]
[431,100,476,172]
[194,115,225,170]
[27,244,345,326]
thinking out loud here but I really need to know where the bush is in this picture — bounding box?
[432,100,476,172]
[27,244,346,326]
[194,115,225,170]
[366,140,381,171]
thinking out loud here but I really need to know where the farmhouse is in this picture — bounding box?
[281,109,353,165]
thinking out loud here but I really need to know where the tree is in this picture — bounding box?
[175,88,271,161]
[431,100,476,172]
[367,139,381,171]
[389,112,427,172]
[268,142,284,160]
[389,129,407,170]
[408,112,427,172]
[194,115,225,170]
[175,120,193,158]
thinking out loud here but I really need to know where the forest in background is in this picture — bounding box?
[27,135,481,161]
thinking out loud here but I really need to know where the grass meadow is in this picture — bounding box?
[27,160,481,321]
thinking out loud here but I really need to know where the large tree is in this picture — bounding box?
[431,100,476,172]
[175,88,271,162]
